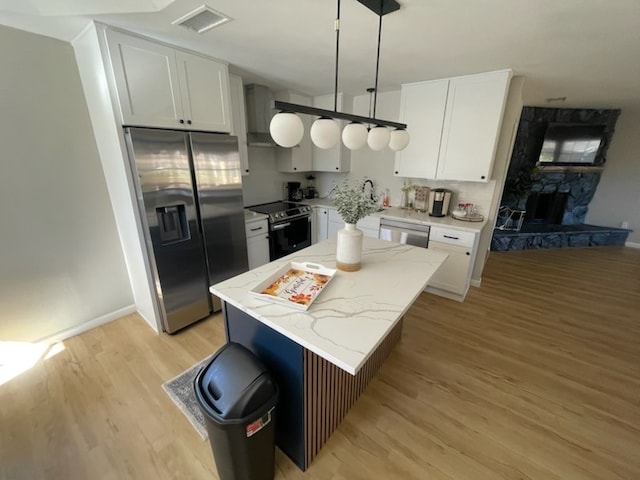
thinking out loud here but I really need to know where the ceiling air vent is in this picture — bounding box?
[172,5,232,34]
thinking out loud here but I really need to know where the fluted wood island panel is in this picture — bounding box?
[211,237,447,470]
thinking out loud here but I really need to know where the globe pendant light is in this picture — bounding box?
[310,117,340,149]
[389,128,410,151]
[269,1,408,151]
[269,112,304,148]
[367,125,390,151]
[342,122,368,150]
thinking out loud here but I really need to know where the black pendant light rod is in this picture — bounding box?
[273,0,405,129]
[334,0,341,112]
[272,100,406,129]
[372,1,383,119]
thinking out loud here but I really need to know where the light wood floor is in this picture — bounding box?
[1,247,639,479]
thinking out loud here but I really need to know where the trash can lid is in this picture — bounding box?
[196,343,277,420]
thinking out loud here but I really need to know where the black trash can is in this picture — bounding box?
[194,342,279,480]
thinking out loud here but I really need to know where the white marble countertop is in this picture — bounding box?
[244,209,268,224]
[210,237,448,375]
[375,207,487,233]
[295,200,486,233]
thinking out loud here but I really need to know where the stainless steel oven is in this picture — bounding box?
[378,218,430,248]
[270,215,312,259]
[248,202,312,260]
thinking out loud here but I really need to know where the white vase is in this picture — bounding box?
[336,223,363,272]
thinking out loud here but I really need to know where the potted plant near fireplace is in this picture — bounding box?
[332,179,379,272]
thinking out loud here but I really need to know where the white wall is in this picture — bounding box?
[73,23,160,332]
[0,25,133,342]
[241,147,308,205]
[585,107,640,244]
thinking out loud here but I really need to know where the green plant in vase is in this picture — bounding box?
[332,179,380,224]
[331,179,380,271]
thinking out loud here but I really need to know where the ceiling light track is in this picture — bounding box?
[272,100,406,130]
[269,0,409,152]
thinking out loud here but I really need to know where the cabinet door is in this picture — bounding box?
[437,70,511,182]
[327,208,341,239]
[229,74,250,175]
[106,30,184,128]
[312,93,351,172]
[394,80,448,179]
[428,241,472,295]
[275,92,313,172]
[175,51,232,133]
[314,208,329,243]
[246,231,270,270]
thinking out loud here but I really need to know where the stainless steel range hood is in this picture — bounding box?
[245,84,276,147]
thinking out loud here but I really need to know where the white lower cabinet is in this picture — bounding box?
[313,207,329,243]
[426,226,477,298]
[328,208,380,239]
[245,218,269,270]
[427,241,472,295]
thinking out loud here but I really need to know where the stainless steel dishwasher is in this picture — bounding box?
[378,218,430,248]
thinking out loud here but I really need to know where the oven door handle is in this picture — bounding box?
[272,222,291,230]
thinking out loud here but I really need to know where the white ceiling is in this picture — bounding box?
[1,0,639,108]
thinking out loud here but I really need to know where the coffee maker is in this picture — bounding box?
[285,181,303,201]
[428,189,452,217]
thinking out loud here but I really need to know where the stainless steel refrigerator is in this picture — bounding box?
[125,127,248,333]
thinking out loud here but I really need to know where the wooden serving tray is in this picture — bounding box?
[249,262,336,311]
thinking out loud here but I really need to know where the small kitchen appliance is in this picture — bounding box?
[285,181,303,201]
[428,189,452,217]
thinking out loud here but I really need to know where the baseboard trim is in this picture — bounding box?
[470,279,482,288]
[625,241,640,249]
[37,305,136,345]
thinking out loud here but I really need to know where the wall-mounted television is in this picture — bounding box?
[538,123,606,165]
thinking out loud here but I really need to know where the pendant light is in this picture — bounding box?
[311,117,341,149]
[342,122,368,150]
[389,128,410,151]
[269,0,408,151]
[269,112,304,148]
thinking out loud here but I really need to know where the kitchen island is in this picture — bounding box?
[210,237,447,470]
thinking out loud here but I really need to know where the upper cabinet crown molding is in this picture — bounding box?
[103,26,232,133]
[395,69,512,182]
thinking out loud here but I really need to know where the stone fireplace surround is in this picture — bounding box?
[492,107,630,251]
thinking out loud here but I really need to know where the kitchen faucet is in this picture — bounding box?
[362,179,375,201]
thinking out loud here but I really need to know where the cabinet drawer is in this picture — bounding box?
[357,215,380,231]
[429,227,475,248]
[245,219,268,238]
[328,208,380,231]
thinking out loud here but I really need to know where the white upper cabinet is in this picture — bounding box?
[105,29,231,133]
[395,70,511,182]
[229,73,250,175]
[394,79,449,179]
[437,71,511,182]
[275,91,313,173]
[175,50,231,133]
[311,93,351,173]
